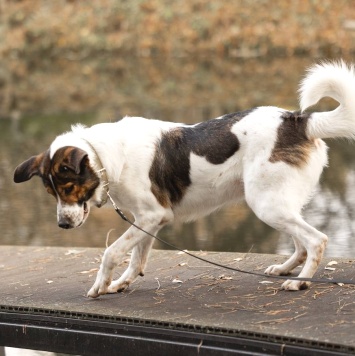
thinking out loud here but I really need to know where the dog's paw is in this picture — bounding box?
[87,287,99,298]
[264,264,287,276]
[107,279,131,294]
[281,279,310,291]
[87,278,112,298]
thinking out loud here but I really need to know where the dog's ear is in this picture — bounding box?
[63,148,88,174]
[13,151,48,183]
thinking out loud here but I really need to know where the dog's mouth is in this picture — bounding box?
[78,202,90,227]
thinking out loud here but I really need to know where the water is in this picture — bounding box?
[1,56,355,258]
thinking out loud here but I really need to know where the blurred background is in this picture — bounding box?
[1,0,355,258]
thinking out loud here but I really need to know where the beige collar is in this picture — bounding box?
[83,140,109,207]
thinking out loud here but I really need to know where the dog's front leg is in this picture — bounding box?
[87,213,169,298]
[107,235,155,293]
[87,226,140,298]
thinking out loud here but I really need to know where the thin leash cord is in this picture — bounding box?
[106,192,355,286]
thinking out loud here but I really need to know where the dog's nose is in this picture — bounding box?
[58,219,72,229]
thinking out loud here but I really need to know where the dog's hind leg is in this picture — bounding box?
[107,236,155,293]
[264,236,307,276]
[246,194,327,290]
[277,217,327,291]
[244,162,327,290]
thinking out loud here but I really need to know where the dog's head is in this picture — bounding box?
[14,146,100,229]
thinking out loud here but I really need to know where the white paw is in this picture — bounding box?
[281,279,310,291]
[87,277,112,298]
[264,264,287,276]
[107,279,131,294]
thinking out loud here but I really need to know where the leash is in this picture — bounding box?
[104,190,355,287]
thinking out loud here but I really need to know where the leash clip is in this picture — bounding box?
[106,190,129,221]
[97,168,106,175]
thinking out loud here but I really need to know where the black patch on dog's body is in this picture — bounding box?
[269,111,314,167]
[149,109,255,207]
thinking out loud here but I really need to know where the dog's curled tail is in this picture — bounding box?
[299,60,355,140]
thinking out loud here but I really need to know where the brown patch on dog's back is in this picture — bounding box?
[269,111,314,167]
[149,109,255,207]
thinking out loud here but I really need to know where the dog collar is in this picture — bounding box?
[82,140,109,207]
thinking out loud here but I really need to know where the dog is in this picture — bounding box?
[14,61,355,298]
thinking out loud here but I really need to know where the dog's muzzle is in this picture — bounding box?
[57,202,89,229]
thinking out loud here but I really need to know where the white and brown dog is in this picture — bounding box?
[14,62,355,298]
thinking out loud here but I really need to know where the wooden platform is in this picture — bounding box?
[0,246,354,355]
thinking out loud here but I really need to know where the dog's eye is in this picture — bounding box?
[60,165,69,173]
[64,185,74,195]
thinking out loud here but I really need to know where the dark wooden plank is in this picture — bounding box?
[0,246,354,353]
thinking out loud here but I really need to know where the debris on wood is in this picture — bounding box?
[172,278,183,284]
[65,249,86,255]
[259,281,274,284]
[154,277,161,290]
[78,268,99,274]
[326,261,338,267]
[218,274,233,280]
